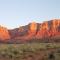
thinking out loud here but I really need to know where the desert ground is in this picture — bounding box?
[0,43,60,60]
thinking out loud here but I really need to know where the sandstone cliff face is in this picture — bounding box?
[52,20,60,29]
[0,19,60,43]
[29,22,37,35]
[48,20,60,36]
[40,21,48,30]
[0,26,10,40]
[11,19,60,40]
[36,21,49,38]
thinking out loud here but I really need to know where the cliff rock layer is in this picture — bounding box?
[0,19,60,43]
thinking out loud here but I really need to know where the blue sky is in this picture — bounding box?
[0,0,60,29]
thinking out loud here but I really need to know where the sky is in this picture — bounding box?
[0,0,60,29]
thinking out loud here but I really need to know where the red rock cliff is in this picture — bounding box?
[0,19,60,43]
[28,22,37,35]
[0,26,10,40]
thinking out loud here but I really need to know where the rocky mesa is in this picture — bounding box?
[0,19,60,43]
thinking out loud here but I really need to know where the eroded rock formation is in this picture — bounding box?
[0,19,60,43]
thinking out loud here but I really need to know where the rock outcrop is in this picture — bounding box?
[0,19,60,43]
[0,26,10,40]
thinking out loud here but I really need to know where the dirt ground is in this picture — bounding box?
[0,48,58,60]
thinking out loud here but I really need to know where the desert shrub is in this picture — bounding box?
[48,52,55,60]
[0,43,60,60]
